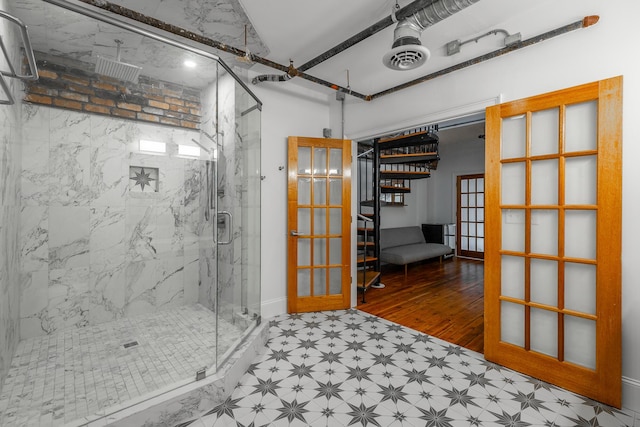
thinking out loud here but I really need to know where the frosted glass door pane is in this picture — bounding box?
[477,223,484,237]
[531,210,558,256]
[461,222,468,236]
[468,223,476,237]
[298,208,310,234]
[477,238,484,252]
[531,160,558,205]
[314,178,327,205]
[477,193,484,207]
[501,255,524,299]
[297,239,310,266]
[329,208,342,235]
[502,163,526,205]
[502,209,525,252]
[469,209,476,222]
[329,149,342,175]
[468,179,476,193]
[565,211,596,259]
[298,147,311,174]
[565,316,596,369]
[469,194,476,207]
[314,209,326,235]
[501,302,524,347]
[477,178,484,192]
[329,238,341,264]
[314,268,327,296]
[531,108,559,156]
[329,178,342,205]
[461,237,468,250]
[313,238,326,265]
[530,259,558,306]
[531,308,558,357]
[469,239,477,251]
[314,148,327,175]
[477,208,484,222]
[461,209,468,221]
[329,268,342,294]
[298,178,311,204]
[565,156,596,205]
[502,115,526,159]
[298,269,311,296]
[461,180,468,192]
[461,194,468,207]
[566,101,597,152]
[565,263,596,315]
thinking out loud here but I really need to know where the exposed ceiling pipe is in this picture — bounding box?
[254,0,480,86]
[372,15,600,99]
[297,0,442,73]
[57,1,600,103]
[66,0,370,100]
[383,0,480,70]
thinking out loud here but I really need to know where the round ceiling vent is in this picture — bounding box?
[382,44,430,71]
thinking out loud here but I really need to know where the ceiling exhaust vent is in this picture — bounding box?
[95,39,142,83]
[383,0,480,71]
[382,24,431,71]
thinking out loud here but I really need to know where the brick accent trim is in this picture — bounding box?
[25,59,202,130]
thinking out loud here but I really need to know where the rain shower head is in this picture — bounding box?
[95,40,142,83]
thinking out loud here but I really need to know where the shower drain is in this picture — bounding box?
[123,341,139,349]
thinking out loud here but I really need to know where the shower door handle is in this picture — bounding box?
[217,211,233,245]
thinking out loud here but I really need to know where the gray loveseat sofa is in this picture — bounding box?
[379,226,452,278]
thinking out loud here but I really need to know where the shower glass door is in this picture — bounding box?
[215,71,261,368]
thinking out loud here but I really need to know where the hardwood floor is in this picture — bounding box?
[357,257,485,353]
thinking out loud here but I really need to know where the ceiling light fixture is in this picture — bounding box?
[184,60,197,68]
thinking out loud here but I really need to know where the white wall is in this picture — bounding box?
[425,138,486,224]
[341,0,640,411]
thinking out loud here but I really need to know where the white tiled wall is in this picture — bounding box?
[19,104,205,339]
[0,0,24,392]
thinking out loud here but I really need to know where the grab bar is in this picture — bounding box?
[0,11,39,81]
[0,10,39,105]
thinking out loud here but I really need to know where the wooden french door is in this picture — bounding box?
[287,136,351,313]
[484,76,622,407]
[457,173,485,259]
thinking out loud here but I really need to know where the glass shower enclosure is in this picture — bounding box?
[0,0,261,424]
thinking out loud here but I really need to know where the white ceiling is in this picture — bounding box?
[9,0,601,98]
[236,0,597,96]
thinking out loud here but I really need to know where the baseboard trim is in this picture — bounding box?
[261,296,287,320]
[623,376,640,413]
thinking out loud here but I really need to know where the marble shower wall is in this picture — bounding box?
[19,104,206,339]
[0,0,24,389]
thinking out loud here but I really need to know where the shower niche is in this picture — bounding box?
[0,0,264,425]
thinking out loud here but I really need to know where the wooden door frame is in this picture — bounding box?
[484,76,622,407]
[287,136,352,313]
[456,173,485,260]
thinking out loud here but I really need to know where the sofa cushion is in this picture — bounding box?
[380,242,451,265]
[379,226,425,250]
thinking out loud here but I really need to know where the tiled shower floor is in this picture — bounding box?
[0,304,243,427]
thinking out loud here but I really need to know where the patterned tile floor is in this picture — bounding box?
[189,309,637,427]
[0,304,243,427]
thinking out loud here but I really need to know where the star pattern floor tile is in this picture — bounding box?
[189,309,636,427]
